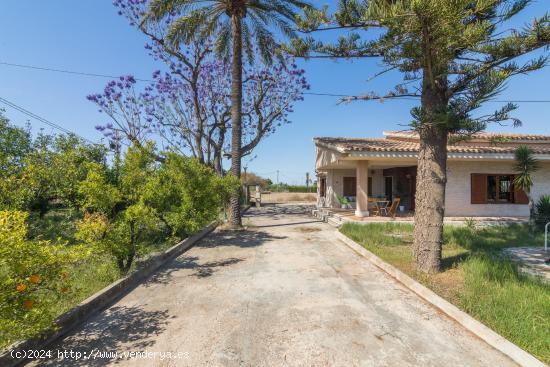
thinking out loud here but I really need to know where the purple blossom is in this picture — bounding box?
[89,0,308,158]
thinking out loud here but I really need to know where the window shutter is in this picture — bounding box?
[514,184,529,204]
[471,174,487,204]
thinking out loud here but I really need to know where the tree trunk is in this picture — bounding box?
[116,257,125,273]
[528,194,535,234]
[229,15,243,226]
[412,29,449,273]
[213,153,223,176]
[413,128,447,273]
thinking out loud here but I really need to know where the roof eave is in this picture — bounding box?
[314,140,349,154]
[349,151,550,160]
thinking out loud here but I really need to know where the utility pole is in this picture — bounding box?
[306,172,310,192]
[276,170,279,192]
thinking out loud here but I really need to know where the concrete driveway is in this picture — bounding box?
[35,205,516,367]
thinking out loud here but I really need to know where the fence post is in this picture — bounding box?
[255,185,261,208]
[545,222,549,252]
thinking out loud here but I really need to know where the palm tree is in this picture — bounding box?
[514,145,540,227]
[144,0,310,227]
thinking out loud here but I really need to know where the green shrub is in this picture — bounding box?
[76,144,238,273]
[535,195,550,225]
[335,194,350,206]
[76,144,163,274]
[267,184,316,193]
[0,119,239,346]
[0,114,107,214]
[145,153,239,237]
[0,211,89,346]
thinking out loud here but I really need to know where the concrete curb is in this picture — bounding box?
[335,231,546,367]
[1,222,218,367]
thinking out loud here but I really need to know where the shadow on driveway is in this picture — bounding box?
[146,228,285,286]
[253,220,323,228]
[148,256,244,284]
[243,204,314,219]
[40,306,171,367]
[196,228,287,249]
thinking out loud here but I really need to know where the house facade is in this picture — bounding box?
[315,131,550,218]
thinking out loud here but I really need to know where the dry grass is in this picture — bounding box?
[259,192,316,203]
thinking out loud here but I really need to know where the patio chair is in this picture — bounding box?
[368,198,380,216]
[380,198,401,217]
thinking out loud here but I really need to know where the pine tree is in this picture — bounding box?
[290,0,549,272]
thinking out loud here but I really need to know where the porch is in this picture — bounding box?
[312,207,529,228]
[317,161,418,217]
[314,134,543,219]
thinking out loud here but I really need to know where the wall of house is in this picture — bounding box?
[322,161,550,216]
[531,162,550,205]
[445,161,550,217]
[325,169,354,207]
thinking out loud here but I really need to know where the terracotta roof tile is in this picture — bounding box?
[383,130,550,141]
[314,137,550,155]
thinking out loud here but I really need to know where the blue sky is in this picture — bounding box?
[0,1,548,185]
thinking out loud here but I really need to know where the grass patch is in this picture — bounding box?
[340,222,550,363]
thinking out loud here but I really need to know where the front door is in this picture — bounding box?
[343,177,356,197]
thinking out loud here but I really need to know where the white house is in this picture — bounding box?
[315,131,550,218]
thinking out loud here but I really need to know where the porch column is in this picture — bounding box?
[355,160,369,217]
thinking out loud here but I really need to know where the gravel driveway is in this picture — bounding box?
[35,204,516,367]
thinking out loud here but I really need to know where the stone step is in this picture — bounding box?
[327,216,343,228]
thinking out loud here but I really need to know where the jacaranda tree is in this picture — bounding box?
[290,0,549,272]
[142,0,310,227]
[87,59,308,175]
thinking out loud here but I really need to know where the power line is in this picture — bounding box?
[302,92,550,103]
[0,96,100,146]
[0,61,153,82]
[1,61,549,103]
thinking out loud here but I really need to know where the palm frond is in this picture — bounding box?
[214,20,232,61]
[513,145,540,192]
[147,0,311,64]
[145,0,200,22]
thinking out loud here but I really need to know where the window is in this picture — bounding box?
[486,175,514,203]
[471,174,528,204]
